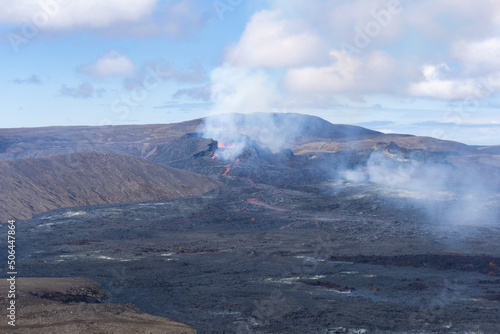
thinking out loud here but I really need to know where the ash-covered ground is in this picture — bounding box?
[3,114,500,333]
[7,174,500,333]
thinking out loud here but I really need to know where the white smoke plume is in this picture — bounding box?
[197,65,282,159]
[198,65,336,159]
[341,150,499,226]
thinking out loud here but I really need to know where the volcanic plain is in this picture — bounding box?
[1,113,500,333]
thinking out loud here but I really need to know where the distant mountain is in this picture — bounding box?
[200,113,382,144]
[2,113,493,162]
[0,119,201,160]
[292,134,477,155]
[0,152,221,222]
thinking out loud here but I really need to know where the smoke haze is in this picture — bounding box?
[340,149,500,226]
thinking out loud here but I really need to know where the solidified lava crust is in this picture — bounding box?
[331,254,500,276]
[7,178,500,334]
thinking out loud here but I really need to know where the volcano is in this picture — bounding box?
[1,113,500,333]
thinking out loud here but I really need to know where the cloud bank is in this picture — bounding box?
[203,0,500,115]
[0,0,210,37]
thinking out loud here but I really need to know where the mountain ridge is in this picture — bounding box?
[0,113,492,161]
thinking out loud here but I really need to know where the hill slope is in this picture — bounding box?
[0,152,221,222]
[0,277,197,333]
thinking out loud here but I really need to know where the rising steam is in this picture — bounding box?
[197,64,499,227]
[341,149,499,226]
[197,65,280,159]
[198,65,319,157]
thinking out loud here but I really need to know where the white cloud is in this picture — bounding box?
[226,10,329,68]
[0,0,159,28]
[81,51,135,78]
[453,38,500,74]
[403,0,500,41]
[408,79,478,101]
[0,0,210,38]
[272,0,405,43]
[407,64,484,100]
[210,0,500,108]
[162,0,208,38]
[283,50,397,95]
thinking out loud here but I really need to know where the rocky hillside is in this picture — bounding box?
[0,277,197,333]
[0,119,201,160]
[0,152,221,222]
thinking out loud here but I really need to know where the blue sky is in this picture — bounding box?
[1,0,500,145]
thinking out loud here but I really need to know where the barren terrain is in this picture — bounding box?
[0,277,197,333]
[0,152,221,221]
[5,176,500,333]
[1,114,500,333]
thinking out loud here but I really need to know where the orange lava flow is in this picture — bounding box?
[218,143,235,149]
[222,168,230,176]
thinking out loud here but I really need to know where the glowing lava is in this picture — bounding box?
[213,142,242,175]
[218,143,235,149]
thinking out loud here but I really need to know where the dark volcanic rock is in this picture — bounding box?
[9,180,500,333]
[156,135,329,186]
[149,133,218,163]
